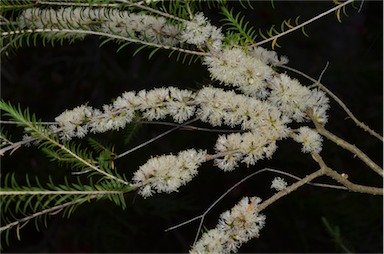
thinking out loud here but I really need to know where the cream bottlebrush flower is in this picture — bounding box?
[271,176,288,191]
[190,197,266,254]
[293,127,323,154]
[19,8,181,46]
[99,10,181,46]
[19,8,93,39]
[195,87,290,139]
[134,14,181,46]
[113,91,138,110]
[89,104,135,134]
[55,105,94,139]
[240,132,278,166]
[214,132,278,171]
[88,90,137,134]
[195,87,232,127]
[214,133,243,171]
[207,25,224,51]
[135,88,170,121]
[167,87,196,123]
[204,47,274,97]
[181,12,223,49]
[268,73,330,123]
[132,149,207,198]
[190,229,228,254]
[135,87,196,122]
[249,46,289,66]
[307,89,330,124]
[55,87,195,139]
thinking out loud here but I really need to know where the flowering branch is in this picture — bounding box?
[1,1,381,252]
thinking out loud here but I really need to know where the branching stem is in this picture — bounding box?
[257,168,324,212]
[280,64,383,142]
[310,111,383,177]
[312,153,383,195]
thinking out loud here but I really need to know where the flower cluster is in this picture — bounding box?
[181,12,223,51]
[271,176,288,191]
[133,87,196,122]
[190,197,266,254]
[268,73,330,123]
[196,87,290,138]
[292,127,323,154]
[131,149,207,197]
[203,48,329,122]
[204,47,274,97]
[55,105,95,139]
[19,7,182,46]
[55,87,195,139]
[214,132,278,171]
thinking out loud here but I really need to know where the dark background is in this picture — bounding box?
[1,1,382,253]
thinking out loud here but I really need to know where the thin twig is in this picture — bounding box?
[280,64,383,142]
[136,120,244,133]
[116,118,198,159]
[317,61,329,84]
[358,0,365,13]
[266,168,347,191]
[252,0,354,47]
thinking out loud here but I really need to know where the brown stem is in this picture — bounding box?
[312,153,383,195]
[258,154,383,213]
[257,168,325,212]
[309,110,383,177]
